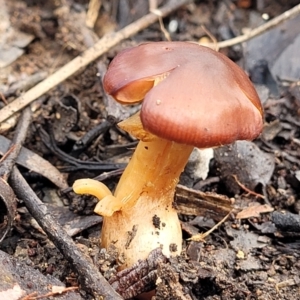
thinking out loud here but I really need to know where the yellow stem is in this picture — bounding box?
[101,132,193,268]
[73,114,194,269]
[114,137,193,210]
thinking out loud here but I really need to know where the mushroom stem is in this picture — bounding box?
[115,136,194,210]
[72,113,193,268]
[86,114,192,268]
[101,137,193,268]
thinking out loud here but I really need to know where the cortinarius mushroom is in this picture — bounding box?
[73,42,263,269]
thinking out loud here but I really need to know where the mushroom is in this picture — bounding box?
[73,42,263,269]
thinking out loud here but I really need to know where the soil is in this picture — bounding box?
[0,0,300,299]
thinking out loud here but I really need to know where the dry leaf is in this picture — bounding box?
[236,203,274,219]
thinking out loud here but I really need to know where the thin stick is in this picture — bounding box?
[10,167,123,300]
[21,287,79,300]
[0,108,31,180]
[204,3,300,49]
[188,211,231,242]
[232,174,265,199]
[151,8,172,41]
[86,0,102,28]
[0,0,191,124]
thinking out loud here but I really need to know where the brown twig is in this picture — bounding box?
[0,177,16,243]
[232,174,265,199]
[0,0,192,124]
[200,25,218,51]
[202,3,300,49]
[151,8,172,41]
[0,144,16,163]
[86,0,101,28]
[21,287,79,300]
[10,167,123,300]
[188,211,231,242]
[0,92,8,105]
[0,108,32,242]
[20,292,38,300]
[0,108,32,180]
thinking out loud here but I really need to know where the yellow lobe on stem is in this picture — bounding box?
[73,178,112,199]
[94,194,123,217]
[73,178,122,216]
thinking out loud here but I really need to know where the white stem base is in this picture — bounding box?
[101,193,182,269]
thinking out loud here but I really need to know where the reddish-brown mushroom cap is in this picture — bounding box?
[103,42,263,148]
